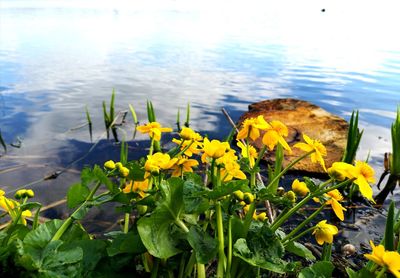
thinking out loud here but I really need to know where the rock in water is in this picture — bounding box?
[238,98,348,174]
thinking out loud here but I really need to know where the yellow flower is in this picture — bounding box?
[312,220,338,245]
[201,138,230,162]
[294,133,327,172]
[137,122,173,141]
[144,152,177,177]
[328,162,353,181]
[237,141,258,167]
[14,189,35,199]
[0,195,31,226]
[179,127,202,141]
[291,179,309,197]
[349,161,375,203]
[220,161,247,182]
[237,115,269,141]
[171,156,199,177]
[364,241,400,278]
[326,189,347,221]
[262,120,292,153]
[172,138,203,157]
[123,179,149,198]
[104,160,116,170]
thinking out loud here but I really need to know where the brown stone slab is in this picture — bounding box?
[238,98,348,173]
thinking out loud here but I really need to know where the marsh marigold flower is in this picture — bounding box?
[172,138,203,157]
[291,179,309,197]
[144,152,177,177]
[171,156,199,177]
[201,138,230,162]
[123,179,149,198]
[294,133,327,172]
[0,192,32,226]
[364,240,400,278]
[237,115,269,141]
[262,120,292,153]
[237,140,258,167]
[179,127,202,141]
[314,189,347,221]
[137,122,173,141]
[312,220,338,245]
[220,160,246,182]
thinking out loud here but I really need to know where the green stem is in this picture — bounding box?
[226,216,233,278]
[149,138,155,155]
[267,150,315,189]
[184,252,197,277]
[282,205,326,243]
[178,253,186,278]
[254,145,267,168]
[243,202,256,237]
[216,202,225,278]
[175,219,190,233]
[32,205,42,230]
[197,263,206,278]
[250,172,256,188]
[51,181,102,241]
[284,226,315,244]
[151,258,159,278]
[376,266,387,278]
[321,243,332,261]
[123,213,130,233]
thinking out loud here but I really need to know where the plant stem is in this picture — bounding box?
[51,181,102,241]
[267,150,314,189]
[254,145,267,168]
[282,205,326,243]
[226,216,233,278]
[216,202,225,278]
[175,219,190,233]
[376,266,387,278]
[243,202,256,237]
[321,243,332,261]
[151,258,159,278]
[284,226,315,244]
[123,213,130,233]
[197,263,206,278]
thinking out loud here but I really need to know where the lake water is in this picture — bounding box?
[1,0,399,220]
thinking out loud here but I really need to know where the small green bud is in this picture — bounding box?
[104,160,116,170]
[137,205,148,215]
[285,190,297,203]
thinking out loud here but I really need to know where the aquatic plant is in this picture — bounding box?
[1,98,399,277]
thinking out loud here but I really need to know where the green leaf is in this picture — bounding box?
[233,224,296,274]
[137,178,186,259]
[187,226,218,264]
[203,180,249,200]
[67,183,90,208]
[93,165,116,193]
[346,267,375,278]
[126,161,145,180]
[299,261,334,278]
[385,200,395,251]
[107,230,146,256]
[285,241,315,260]
[18,202,42,211]
[183,179,209,214]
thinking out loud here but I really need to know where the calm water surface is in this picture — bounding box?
[1,0,399,222]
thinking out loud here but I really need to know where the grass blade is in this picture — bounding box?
[384,201,395,251]
[0,129,7,153]
[184,102,190,127]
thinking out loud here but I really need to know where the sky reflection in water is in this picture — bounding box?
[0,0,400,210]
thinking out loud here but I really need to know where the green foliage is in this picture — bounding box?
[391,106,400,174]
[299,261,334,278]
[187,226,218,264]
[342,110,363,164]
[285,241,315,260]
[384,201,395,251]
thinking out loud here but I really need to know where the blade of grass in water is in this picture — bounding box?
[147,100,156,122]
[85,105,93,142]
[184,102,190,127]
[129,104,139,139]
[342,111,363,164]
[102,101,110,139]
[0,129,6,153]
[176,108,181,131]
[391,106,400,174]
[384,201,395,251]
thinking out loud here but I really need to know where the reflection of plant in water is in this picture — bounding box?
[0,97,399,277]
[376,106,400,204]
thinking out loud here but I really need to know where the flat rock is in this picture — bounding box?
[238,98,348,173]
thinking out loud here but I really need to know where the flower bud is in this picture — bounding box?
[233,190,244,200]
[15,189,26,199]
[285,190,297,203]
[243,192,255,204]
[119,166,130,177]
[104,160,116,170]
[25,189,34,198]
[115,162,123,169]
